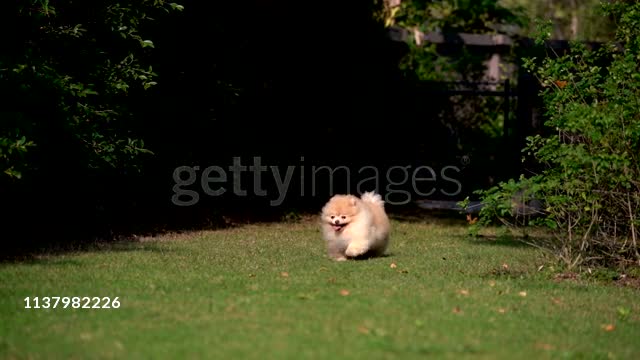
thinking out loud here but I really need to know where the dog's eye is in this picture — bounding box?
[341,216,346,219]
[330,216,335,219]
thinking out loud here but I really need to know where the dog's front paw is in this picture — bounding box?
[345,244,368,257]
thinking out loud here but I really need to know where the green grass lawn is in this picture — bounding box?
[1,216,639,359]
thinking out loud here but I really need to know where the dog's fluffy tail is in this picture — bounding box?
[361,191,384,207]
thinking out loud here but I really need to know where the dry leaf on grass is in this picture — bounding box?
[458,289,469,296]
[280,272,289,278]
[518,291,527,297]
[602,324,615,332]
[534,342,555,350]
[497,308,507,314]
[390,263,397,268]
[452,306,462,314]
[340,289,350,296]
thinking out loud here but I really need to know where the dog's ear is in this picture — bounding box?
[350,197,357,206]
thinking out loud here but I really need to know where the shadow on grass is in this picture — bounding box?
[462,222,558,250]
[0,239,175,265]
[387,206,467,226]
[2,204,463,263]
[11,258,85,267]
[464,234,535,248]
[348,252,395,261]
[480,265,531,279]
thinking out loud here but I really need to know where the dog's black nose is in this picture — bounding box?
[334,219,340,225]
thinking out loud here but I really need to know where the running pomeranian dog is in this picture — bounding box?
[320,192,391,261]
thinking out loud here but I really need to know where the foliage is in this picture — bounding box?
[388,0,524,81]
[0,0,183,180]
[499,0,616,41]
[472,1,640,269]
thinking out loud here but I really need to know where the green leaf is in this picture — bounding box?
[143,81,157,90]
[4,167,22,179]
[141,40,155,48]
[169,3,184,11]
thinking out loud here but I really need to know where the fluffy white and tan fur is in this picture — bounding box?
[320,192,391,261]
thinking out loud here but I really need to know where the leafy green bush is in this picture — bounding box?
[0,0,183,180]
[472,1,640,270]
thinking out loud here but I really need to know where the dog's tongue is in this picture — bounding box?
[332,224,344,231]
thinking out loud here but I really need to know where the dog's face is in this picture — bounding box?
[321,195,360,232]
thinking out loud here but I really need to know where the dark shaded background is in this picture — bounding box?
[2,0,535,251]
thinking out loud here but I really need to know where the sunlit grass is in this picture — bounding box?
[1,217,639,359]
